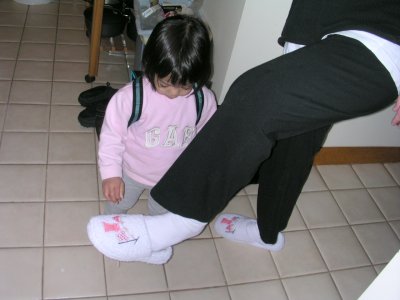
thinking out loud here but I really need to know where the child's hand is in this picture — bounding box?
[392,96,400,126]
[102,177,125,203]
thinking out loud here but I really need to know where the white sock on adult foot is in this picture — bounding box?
[214,214,285,251]
[145,212,207,251]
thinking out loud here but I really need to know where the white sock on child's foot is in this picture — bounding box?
[87,212,207,262]
[145,212,207,251]
[87,214,173,263]
[214,214,284,251]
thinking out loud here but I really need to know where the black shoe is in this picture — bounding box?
[78,82,118,107]
[78,104,97,128]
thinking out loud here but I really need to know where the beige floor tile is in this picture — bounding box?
[0,60,16,80]
[0,103,6,124]
[0,26,23,41]
[55,44,89,62]
[297,191,347,228]
[46,164,99,201]
[282,273,341,300]
[96,63,130,84]
[317,164,364,190]
[302,166,328,192]
[373,263,387,274]
[109,293,169,300]
[4,104,50,131]
[193,224,213,239]
[368,187,400,220]
[51,81,91,105]
[0,0,27,12]
[352,163,397,188]
[284,206,307,231]
[0,248,43,300]
[43,246,106,299]
[59,2,87,16]
[22,27,56,43]
[26,13,58,28]
[18,43,55,61]
[58,15,85,30]
[389,220,400,239]
[48,132,96,163]
[215,237,279,284]
[331,266,377,300]
[229,280,288,300]
[384,162,400,184]
[45,201,99,246]
[53,61,89,82]
[0,164,46,202]
[0,202,44,247]
[9,80,52,104]
[165,239,226,290]
[244,183,258,195]
[99,48,128,64]
[50,105,93,132]
[69,298,107,300]
[0,132,48,163]
[332,189,385,224]
[0,12,26,26]
[57,28,89,45]
[28,1,58,14]
[0,80,11,103]
[105,258,167,296]
[248,193,257,212]
[0,41,19,60]
[271,230,327,278]
[171,287,231,300]
[310,226,370,271]
[14,60,54,81]
[353,222,400,264]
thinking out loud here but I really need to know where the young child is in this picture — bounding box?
[97,15,217,262]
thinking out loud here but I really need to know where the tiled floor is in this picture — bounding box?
[0,1,399,299]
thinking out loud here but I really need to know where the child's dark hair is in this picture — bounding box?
[142,15,212,90]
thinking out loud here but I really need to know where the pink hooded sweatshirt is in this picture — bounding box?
[98,77,217,186]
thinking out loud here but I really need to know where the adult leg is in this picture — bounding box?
[152,35,397,223]
[256,126,330,243]
[214,126,330,249]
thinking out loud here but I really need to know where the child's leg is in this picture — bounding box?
[87,212,206,261]
[103,174,146,214]
[148,191,169,215]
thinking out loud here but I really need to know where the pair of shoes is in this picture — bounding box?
[87,214,173,264]
[77,82,118,129]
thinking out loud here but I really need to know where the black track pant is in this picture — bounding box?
[151,35,398,243]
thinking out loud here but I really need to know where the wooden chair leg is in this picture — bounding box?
[86,0,105,83]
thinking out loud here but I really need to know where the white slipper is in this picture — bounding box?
[214,213,285,251]
[87,214,172,264]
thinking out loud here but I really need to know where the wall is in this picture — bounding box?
[200,0,246,102]
[200,0,400,147]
